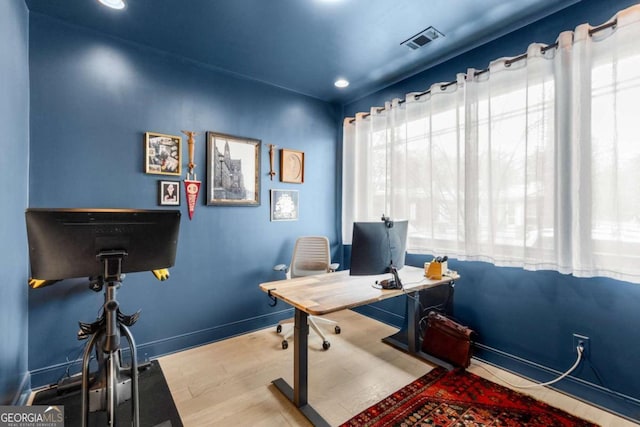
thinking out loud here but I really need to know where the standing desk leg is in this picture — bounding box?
[293,308,308,407]
[382,290,421,352]
[271,308,330,427]
[406,290,419,353]
[382,290,455,371]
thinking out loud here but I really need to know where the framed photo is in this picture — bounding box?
[145,132,182,176]
[270,189,299,221]
[206,132,261,206]
[280,148,304,184]
[158,180,181,206]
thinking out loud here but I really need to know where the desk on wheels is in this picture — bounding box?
[259,266,459,427]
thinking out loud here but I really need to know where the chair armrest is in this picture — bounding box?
[329,263,340,272]
[273,264,288,272]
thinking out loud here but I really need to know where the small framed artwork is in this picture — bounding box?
[271,189,299,221]
[145,132,182,176]
[207,132,261,206]
[280,148,304,183]
[158,180,181,206]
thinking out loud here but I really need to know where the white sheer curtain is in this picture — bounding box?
[342,4,640,283]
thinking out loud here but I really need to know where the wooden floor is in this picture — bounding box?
[160,310,638,427]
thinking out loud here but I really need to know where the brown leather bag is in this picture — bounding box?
[421,311,474,368]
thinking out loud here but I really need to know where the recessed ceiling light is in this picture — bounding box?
[335,79,349,88]
[98,0,126,10]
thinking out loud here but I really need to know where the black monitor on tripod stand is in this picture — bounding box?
[26,208,180,281]
[26,208,181,427]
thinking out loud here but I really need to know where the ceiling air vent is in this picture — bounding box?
[401,26,444,50]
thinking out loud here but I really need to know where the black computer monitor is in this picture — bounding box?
[25,208,181,280]
[349,217,408,277]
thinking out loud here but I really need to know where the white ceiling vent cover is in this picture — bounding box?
[401,26,444,50]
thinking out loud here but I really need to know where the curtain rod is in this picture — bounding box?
[349,19,617,123]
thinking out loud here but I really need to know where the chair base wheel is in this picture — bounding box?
[282,340,288,350]
[335,325,341,334]
[322,341,330,350]
[276,324,282,333]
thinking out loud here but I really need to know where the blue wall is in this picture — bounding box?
[27,13,340,387]
[344,0,640,421]
[0,0,30,406]
[5,0,639,421]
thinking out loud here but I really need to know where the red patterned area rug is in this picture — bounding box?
[340,367,599,427]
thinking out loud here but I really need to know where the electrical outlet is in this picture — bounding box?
[573,333,590,359]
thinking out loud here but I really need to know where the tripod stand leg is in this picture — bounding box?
[121,324,140,427]
[80,329,140,427]
[107,353,117,427]
[82,331,102,427]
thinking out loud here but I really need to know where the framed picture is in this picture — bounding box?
[158,180,181,206]
[145,132,182,176]
[280,148,304,184]
[271,189,299,221]
[206,132,261,206]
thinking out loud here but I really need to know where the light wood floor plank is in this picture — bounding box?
[159,309,637,427]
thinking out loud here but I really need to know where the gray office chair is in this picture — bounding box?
[274,236,341,350]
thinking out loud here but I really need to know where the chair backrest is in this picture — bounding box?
[290,236,332,278]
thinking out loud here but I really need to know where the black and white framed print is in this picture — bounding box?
[158,180,180,206]
[206,132,261,206]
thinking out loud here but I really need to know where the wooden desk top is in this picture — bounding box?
[259,266,458,315]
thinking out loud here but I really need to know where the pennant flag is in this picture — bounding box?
[184,179,201,220]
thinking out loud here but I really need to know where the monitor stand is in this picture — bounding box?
[378,265,404,289]
[389,265,403,288]
[78,250,140,427]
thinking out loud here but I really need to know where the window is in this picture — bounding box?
[343,6,640,283]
